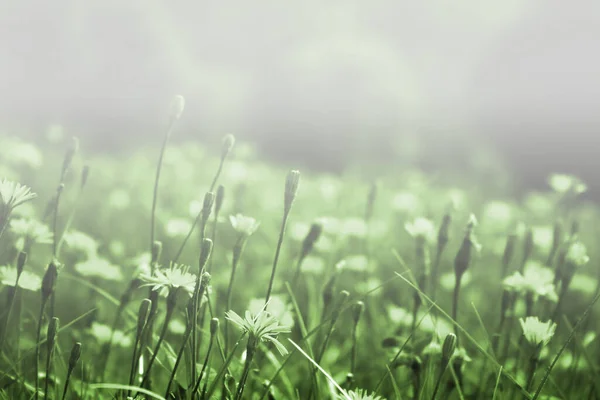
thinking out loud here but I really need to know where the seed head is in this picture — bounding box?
[284,170,300,214]
[169,95,186,121]
[221,134,235,159]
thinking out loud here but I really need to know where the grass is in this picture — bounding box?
[0,99,599,399]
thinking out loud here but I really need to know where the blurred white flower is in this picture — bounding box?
[229,214,260,237]
[519,317,556,347]
[404,217,436,242]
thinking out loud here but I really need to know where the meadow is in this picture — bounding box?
[0,96,598,399]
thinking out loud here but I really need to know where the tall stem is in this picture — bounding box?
[265,210,290,304]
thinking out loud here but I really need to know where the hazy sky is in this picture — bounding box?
[1,0,599,185]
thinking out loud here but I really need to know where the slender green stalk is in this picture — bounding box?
[43,317,59,400]
[265,170,299,304]
[34,301,47,400]
[191,240,213,389]
[234,337,257,400]
[165,301,195,398]
[138,289,178,391]
[192,318,219,396]
[150,96,184,261]
[127,299,151,397]
[61,342,81,400]
[224,237,245,353]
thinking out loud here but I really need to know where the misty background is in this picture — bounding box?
[1,0,599,193]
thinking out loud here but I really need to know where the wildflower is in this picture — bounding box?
[339,218,368,238]
[63,230,99,259]
[565,241,590,267]
[391,191,420,214]
[89,322,132,348]
[10,218,53,248]
[405,217,436,243]
[140,263,197,298]
[225,308,290,356]
[519,317,557,347]
[548,174,587,195]
[165,218,192,237]
[338,388,385,400]
[503,261,558,302]
[75,258,123,281]
[248,295,294,329]
[0,266,42,291]
[344,255,369,272]
[229,214,260,237]
[0,179,37,211]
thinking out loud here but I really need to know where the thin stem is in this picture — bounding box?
[265,210,290,304]
[431,364,448,400]
[192,331,215,395]
[34,300,47,400]
[452,274,462,343]
[149,119,176,265]
[234,342,256,400]
[165,316,193,398]
[60,370,73,400]
[225,239,244,353]
[138,306,174,390]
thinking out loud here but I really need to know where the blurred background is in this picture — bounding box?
[1,0,599,193]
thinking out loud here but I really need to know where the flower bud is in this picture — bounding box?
[221,134,235,159]
[284,170,300,214]
[210,318,220,336]
[352,301,365,325]
[169,95,186,121]
[68,342,82,371]
[199,238,214,271]
[301,222,323,258]
[136,298,152,336]
[437,212,452,253]
[42,262,58,304]
[442,333,457,366]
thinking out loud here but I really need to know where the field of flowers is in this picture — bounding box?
[0,96,599,399]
